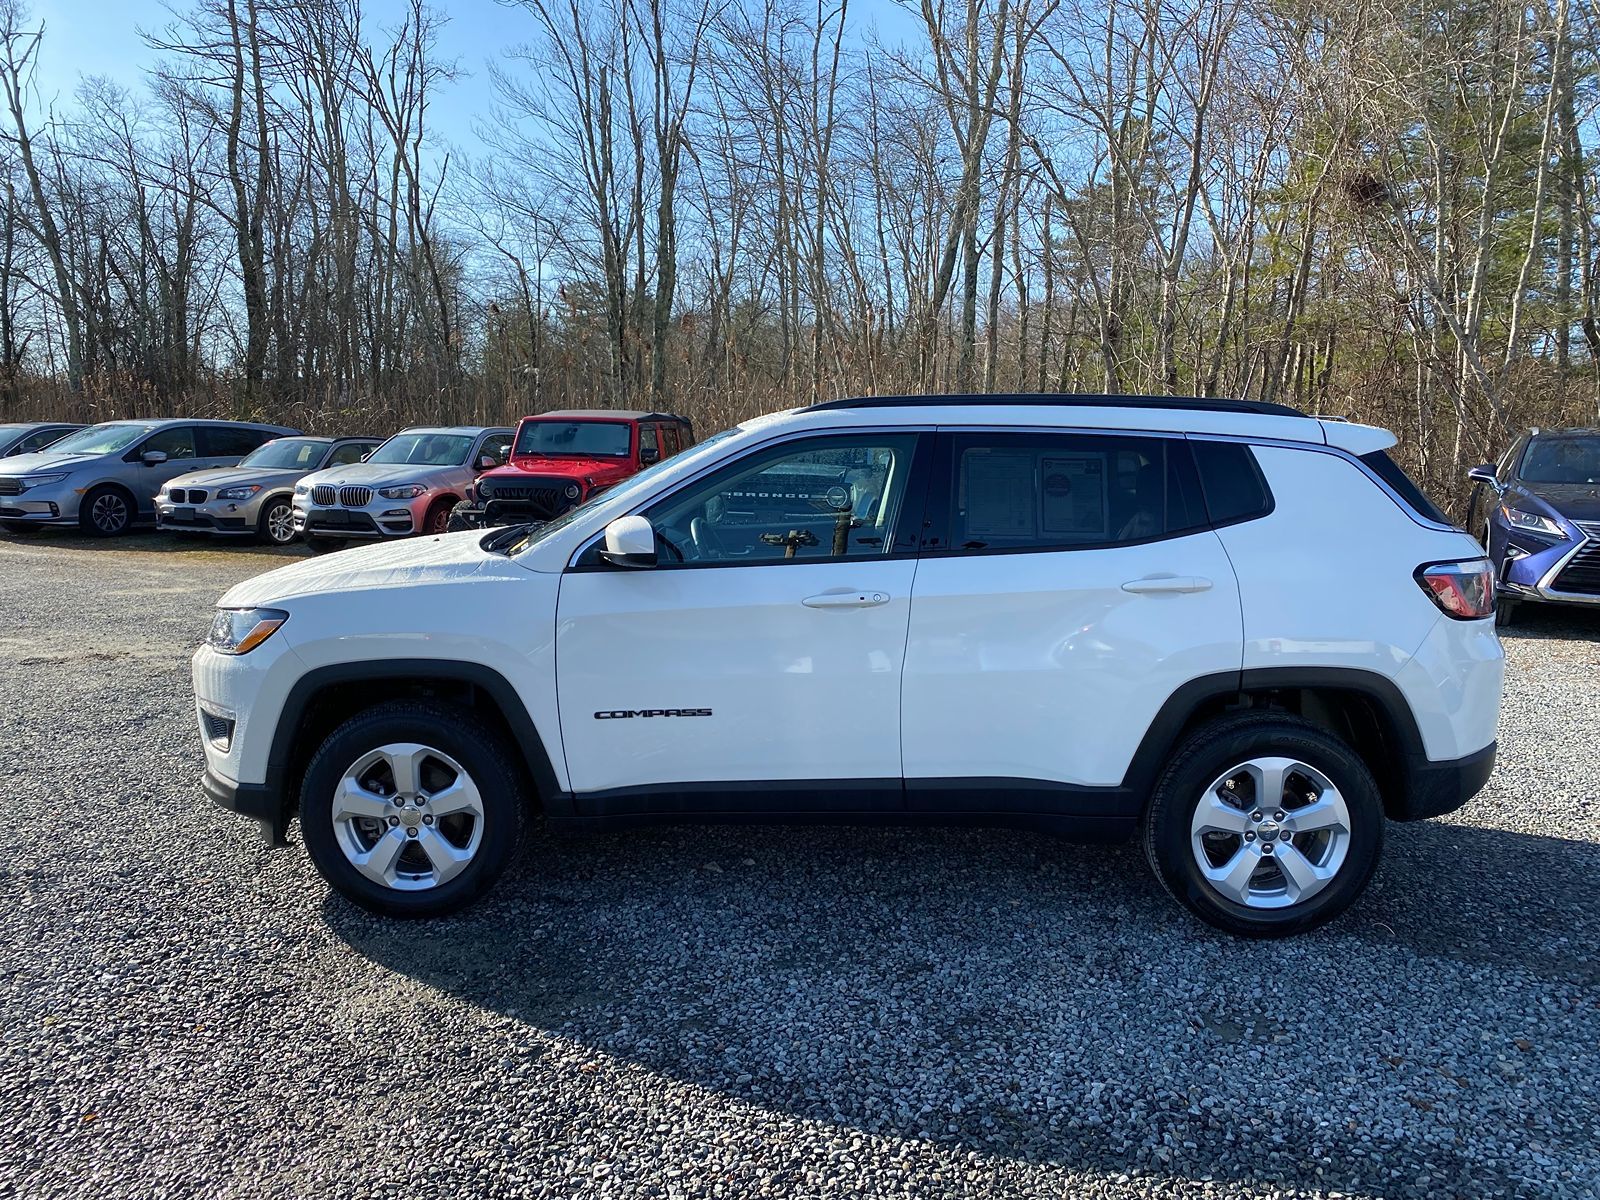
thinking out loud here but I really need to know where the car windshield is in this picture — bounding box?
[36,423,153,456]
[367,432,474,466]
[516,420,631,458]
[240,438,331,470]
[500,426,744,555]
[1521,437,1600,485]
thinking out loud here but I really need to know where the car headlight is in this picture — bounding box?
[206,607,288,655]
[1504,507,1565,539]
[293,483,310,495]
[478,481,494,498]
[564,482,582,500]
[21,472,69,490]
[379,484,426,499]
[217,484,262,500]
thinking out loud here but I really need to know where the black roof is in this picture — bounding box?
[531,409,693,424]
[1528,427,1600,438]
[806,393,1307,418]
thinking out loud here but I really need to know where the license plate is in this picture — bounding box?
[174,507,196,521]
[322,509,351,526]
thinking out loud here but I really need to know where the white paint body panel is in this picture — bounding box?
[1214,446,1501,759]
[555,561,918,790]
[901,532,1242,787]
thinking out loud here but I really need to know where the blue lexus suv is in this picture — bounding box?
[1470,428,1600,626]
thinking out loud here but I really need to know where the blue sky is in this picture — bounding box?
[28,0,919,155]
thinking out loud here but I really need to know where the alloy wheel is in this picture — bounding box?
[330,743,485,891]
[91,493,129,534]
[1189,756,1352,909]
[265,502,296,544]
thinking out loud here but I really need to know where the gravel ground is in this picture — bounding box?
[1,531,1597,1200]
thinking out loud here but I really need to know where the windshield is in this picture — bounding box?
[503,425,744,555]
[240,438,331,470]
[516,420,631,458]
[1521,437,1600,485]
[37,423,153,456]
[367,432,473,467]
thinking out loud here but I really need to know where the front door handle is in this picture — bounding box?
[1121,575,1213,594]
[802,590,890,609]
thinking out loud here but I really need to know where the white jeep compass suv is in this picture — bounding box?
[192,396,1503,936]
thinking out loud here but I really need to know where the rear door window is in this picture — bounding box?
[198,425,268,459]
[924,431,1205,553]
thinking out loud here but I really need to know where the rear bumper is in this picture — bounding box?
[1393,741,1497,821]
[203,768,289,845]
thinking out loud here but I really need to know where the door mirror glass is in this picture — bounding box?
[1467,463,1499,487]
[141,449,169,466]
[601,515,658,568]
[479,453,498,470]
[639,446,661,465]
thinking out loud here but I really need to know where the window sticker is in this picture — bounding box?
[963,450,1035,536]
[1040,453,1108,536]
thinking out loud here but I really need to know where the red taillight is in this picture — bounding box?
[1416,559,1495,620]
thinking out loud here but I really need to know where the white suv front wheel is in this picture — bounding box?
[1143,714,1383,937]
[299,701,528,916]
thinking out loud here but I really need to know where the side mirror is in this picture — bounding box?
[1467,463,1499,488]
[600,514,657,568]
[640,447,661,465]
[480,453,501,470]
[141,450,168,466]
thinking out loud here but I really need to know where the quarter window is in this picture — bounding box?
[641,433,922,564]
[1189,439,1273,526]
[928,432,1205,553]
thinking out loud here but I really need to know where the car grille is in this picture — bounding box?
[1554,522,1600,596]
[340,486,373,507]
[169,488,207,503]
[311,485,337,506]
[486,483,567,516]
[0,478,20,496]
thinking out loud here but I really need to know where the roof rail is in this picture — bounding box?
[805,392,1308,419]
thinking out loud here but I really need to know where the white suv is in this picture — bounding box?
[192,396,1503,936]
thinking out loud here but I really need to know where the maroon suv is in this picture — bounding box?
[450,409,695,530]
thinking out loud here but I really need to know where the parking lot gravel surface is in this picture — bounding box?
[1,532,1597,1200]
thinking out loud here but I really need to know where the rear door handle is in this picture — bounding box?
[1121,575,1213,594]
[803,590,890,609]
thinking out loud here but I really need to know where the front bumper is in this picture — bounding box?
[1496,525,1600,606]
[202,768,289,845]
[293,492,429,539]
[156,494,264,535]
[1393,741,1497,821]
[0,484,80,524]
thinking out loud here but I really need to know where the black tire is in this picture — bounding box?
[299,701,529,917]
[445,501,481,533]
[256,496,298,545]
[77,484,135,537]
[1494,597,1518,628]
[305,536,347,554]
[423,497,454,535]
[1143,713,1384,938]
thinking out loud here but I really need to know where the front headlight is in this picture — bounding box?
[21,472,69,490]
[206,607,288,655]
[379,484,426,499]
[564,483,582,500]
[293,483,310,496]
[217,484,262,500]
[1504,507,1565,539]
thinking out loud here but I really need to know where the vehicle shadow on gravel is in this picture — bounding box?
[324,818,1600,1197]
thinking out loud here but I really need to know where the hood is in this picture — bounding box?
[1521,481,1600,525]
[299,460,460,489]
[166,465,304,490]
[0,450,107,476]
[492,455,633,482]
[219,531,531,608]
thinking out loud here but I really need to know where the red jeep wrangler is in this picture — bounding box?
[449,409,695,530]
